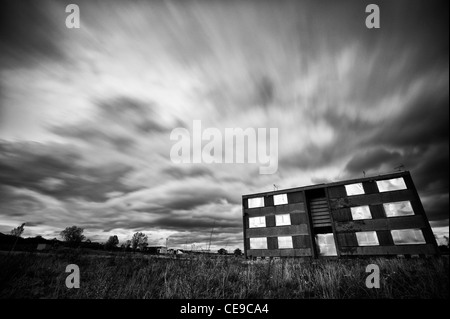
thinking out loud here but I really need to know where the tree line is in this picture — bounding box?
[8,223,244,255]
[59,226,148,251]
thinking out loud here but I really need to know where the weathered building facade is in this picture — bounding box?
[242,171,439,258]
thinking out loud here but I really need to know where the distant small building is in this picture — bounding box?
[36,243,51,251]
[157,247,168,254]
[147,247,183,255]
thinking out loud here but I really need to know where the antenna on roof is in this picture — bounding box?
[363,170,366,177]
[273,184,279,191]
[394,164,405,171]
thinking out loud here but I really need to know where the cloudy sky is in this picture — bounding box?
[0,0,448,250]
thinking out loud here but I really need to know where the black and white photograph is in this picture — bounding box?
[0,0,448,311]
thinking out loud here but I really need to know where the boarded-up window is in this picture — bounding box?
[350,205,372,220]
[278,236,293,249]
[345,183,365,196]
[273,194,288,205]
[250,237,267,249]
[356,231,379,246]
[315,233,338,256]
[249,216,266,228]
[376,177,407,192]
[275,214,291,226]
[383,201,414,217]
[248,197,264,208]
[391,229,426,245]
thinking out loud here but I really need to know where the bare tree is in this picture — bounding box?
[9,223,25,254]
[10,223,26,237]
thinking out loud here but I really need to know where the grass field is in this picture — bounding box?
[0,251,448,299]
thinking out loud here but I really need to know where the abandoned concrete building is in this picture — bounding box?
[242,171,439,258]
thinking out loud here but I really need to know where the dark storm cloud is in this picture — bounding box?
[0,141,80,184]
[205,74,278,115]
[410,145,449,193]
[152,216,241,231]
[51,96,175,149]
[255,76,276,109]
[280,143,349,171]
[96,97,172,134]
[367,92,449,148]
[0,141,134,202]
[50,96,182,153]
[376,0,449,80]
[99,211,242,234]
[167,228,242,240]
[97,216,172,233]
[0,0,65,68]
[424,195,449,222]
[313,0,448,226]
[171,188,240,208]
[0,186,44,217]
[135,185,240,212]
[51,125,137,151]
[162,165,213,179]
[166,197,217,211]
[345,149,402,175]
[279,0,448,176]
[23,222,42,227]
[336,0,448,106]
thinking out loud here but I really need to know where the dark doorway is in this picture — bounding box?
[305,188,337,257]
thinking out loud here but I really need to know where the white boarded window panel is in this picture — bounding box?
[248,197,264,208]
[275,214,291,226]
[383,201,414,217]
[350,206,372,220]
[250,237,267,249]
[376,177,407,192]
[273,194,288,205]
[356,231,379,246]
[278,236,293,249]
[249,216,266,228]
[345,183,365,196]
[315,233,338,256]
[391,229,426,245]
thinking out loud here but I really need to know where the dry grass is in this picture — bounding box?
[0,252,448,299]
